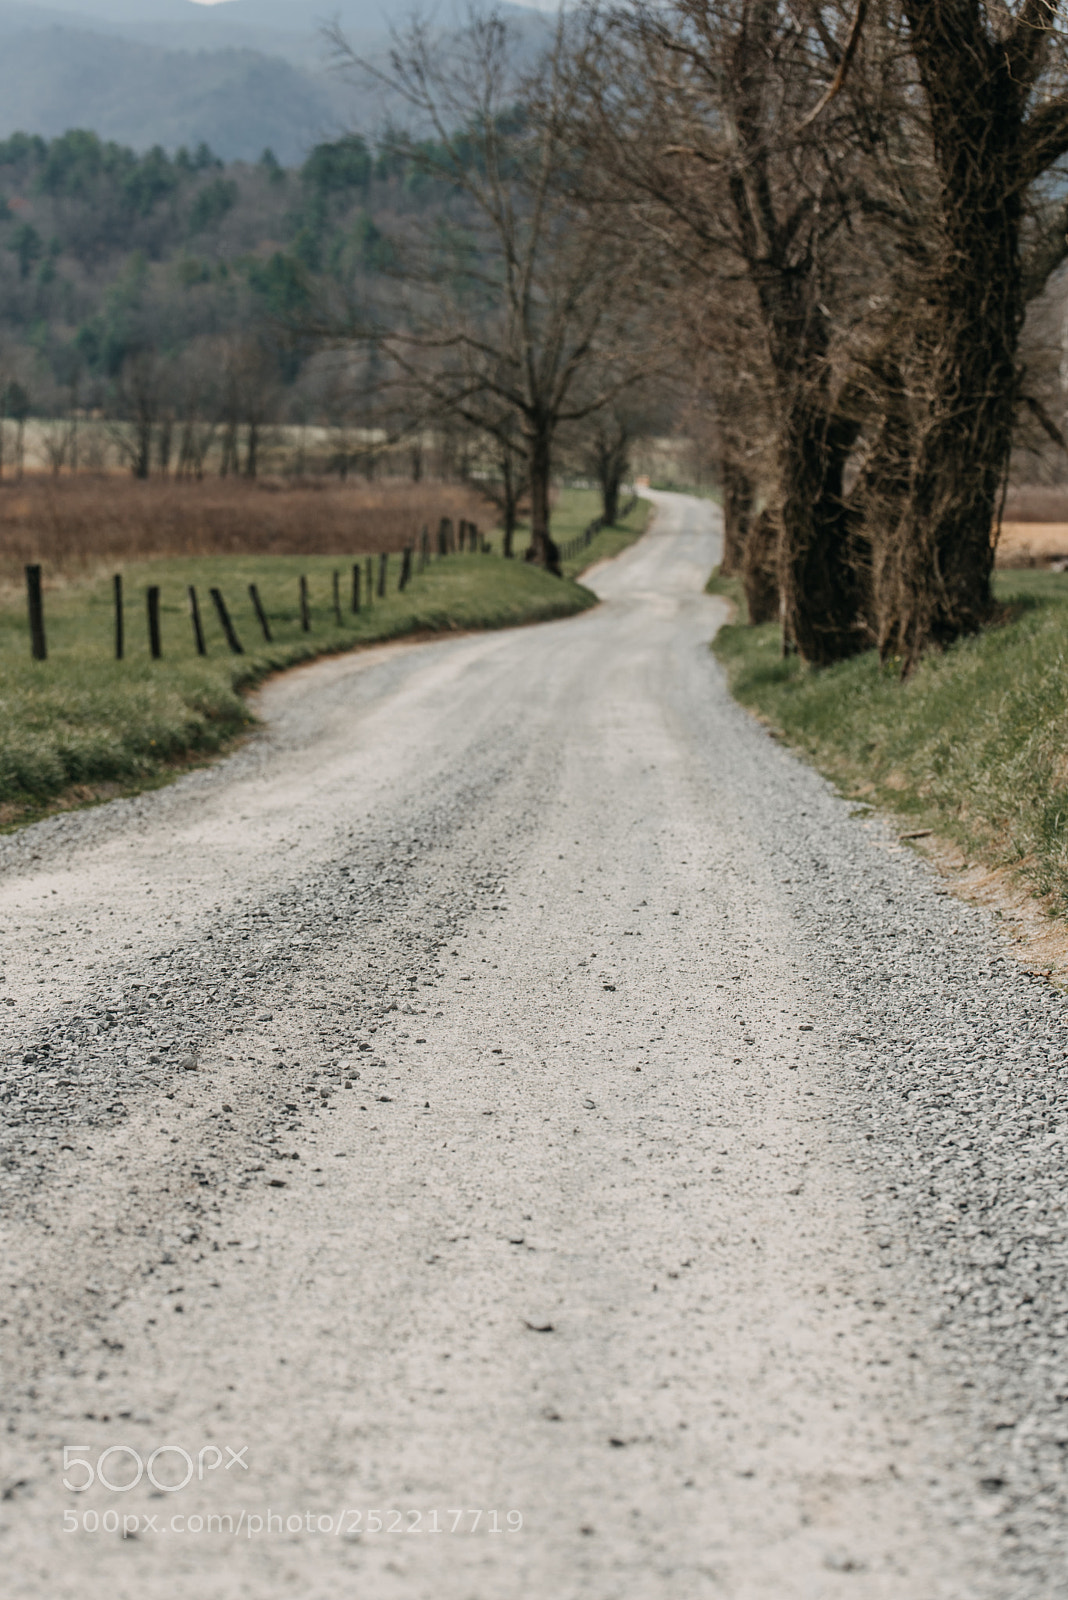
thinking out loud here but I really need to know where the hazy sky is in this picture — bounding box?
[184,0,566,9]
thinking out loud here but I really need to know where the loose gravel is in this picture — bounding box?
[0,493,1066,1598]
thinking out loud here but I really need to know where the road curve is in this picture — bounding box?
[2,492,1064,1598]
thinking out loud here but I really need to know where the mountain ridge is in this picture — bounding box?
[0,1,550,160]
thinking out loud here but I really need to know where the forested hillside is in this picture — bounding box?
[0,127,434,467]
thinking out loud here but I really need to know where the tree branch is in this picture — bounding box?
[1020,98,1068,184]
[795,0,870,133]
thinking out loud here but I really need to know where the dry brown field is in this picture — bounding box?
[997,488,1068,568]
[0,475,495,585]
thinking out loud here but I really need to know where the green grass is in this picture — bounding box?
[481,487,652,578]
[711,567,1068,909]
[0,549,599,825]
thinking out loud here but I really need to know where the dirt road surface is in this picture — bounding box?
[2,493,1066,1598]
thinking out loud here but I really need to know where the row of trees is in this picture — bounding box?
[320,13,666,573]
[0,115,658,522]
[321,2,1068,664]
[9,1,1063,657]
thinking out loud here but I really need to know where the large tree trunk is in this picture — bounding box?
[721,3,868,666]
[157,415,172,478]
[594,427,629,526]
[742,508,780,624]
[852,364,916,660]
[775,390,866,666]
[602,467,622,527]
[219,420,238,478]
[133,411,151,480]
[719,456,753,577]
[893,3,1028,666]
[525,427,562,575]
[499,445,520,558]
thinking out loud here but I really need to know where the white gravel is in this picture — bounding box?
[0,492,1064,1597]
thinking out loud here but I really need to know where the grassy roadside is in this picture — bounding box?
[0,553,595,828]
[710,567,1068,911]
[0,488,653,828]
[481,487,652,578]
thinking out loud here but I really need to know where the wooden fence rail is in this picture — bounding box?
[113,574,124,661]
[25,565,46,661]
[188,585,206,656]
[20,497,633,659]
[147,585,162,660]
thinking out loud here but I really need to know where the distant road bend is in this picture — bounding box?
[3,492,1068,1598]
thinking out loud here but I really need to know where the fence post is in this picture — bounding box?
[210,588,244,654]
[113,573,124,660]
[147,585,162,660]
[248,583,272,642]
[188,585,206,655]
[399,546,412,591]
[438,517,450,557]
[25,564,46,661]
[420,525,430,571]
[352,563,361,613]
[377,552,388,597]
[299,575,310,632]
[365,556,374,605]
[332,569,342,625]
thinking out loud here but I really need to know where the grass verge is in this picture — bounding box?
[711,568,1068,911]
[482,487,652,577]
[0,550,598,827]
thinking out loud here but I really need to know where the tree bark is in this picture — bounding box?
[893,2,1030,665]
[775,393,866,665]
[753,254,866,662]
[501,448,519,558]
[719,456,753,577]
[591,422,629,526]
[219,420,238,477]
[525,426,562,575]
[742,508,780,624]
[133,411,151,480]
[602,470,622,527]
[720,10,870,665]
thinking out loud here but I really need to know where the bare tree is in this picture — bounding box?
[478,412,530,556]
[879,2,1068,664]
[327,6,657,572]
[5,378,30,478]
[173,340,221,480]
[585,409,632,527]
[113,347,160,479]
[568,1,906,661]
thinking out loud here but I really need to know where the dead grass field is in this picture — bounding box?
[0,476,494,586]
[997,488,1068,568]
[997,521,1068,567]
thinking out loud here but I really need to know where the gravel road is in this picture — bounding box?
[2,491,1068,1598]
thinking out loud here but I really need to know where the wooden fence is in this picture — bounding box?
[18,503,634,661]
